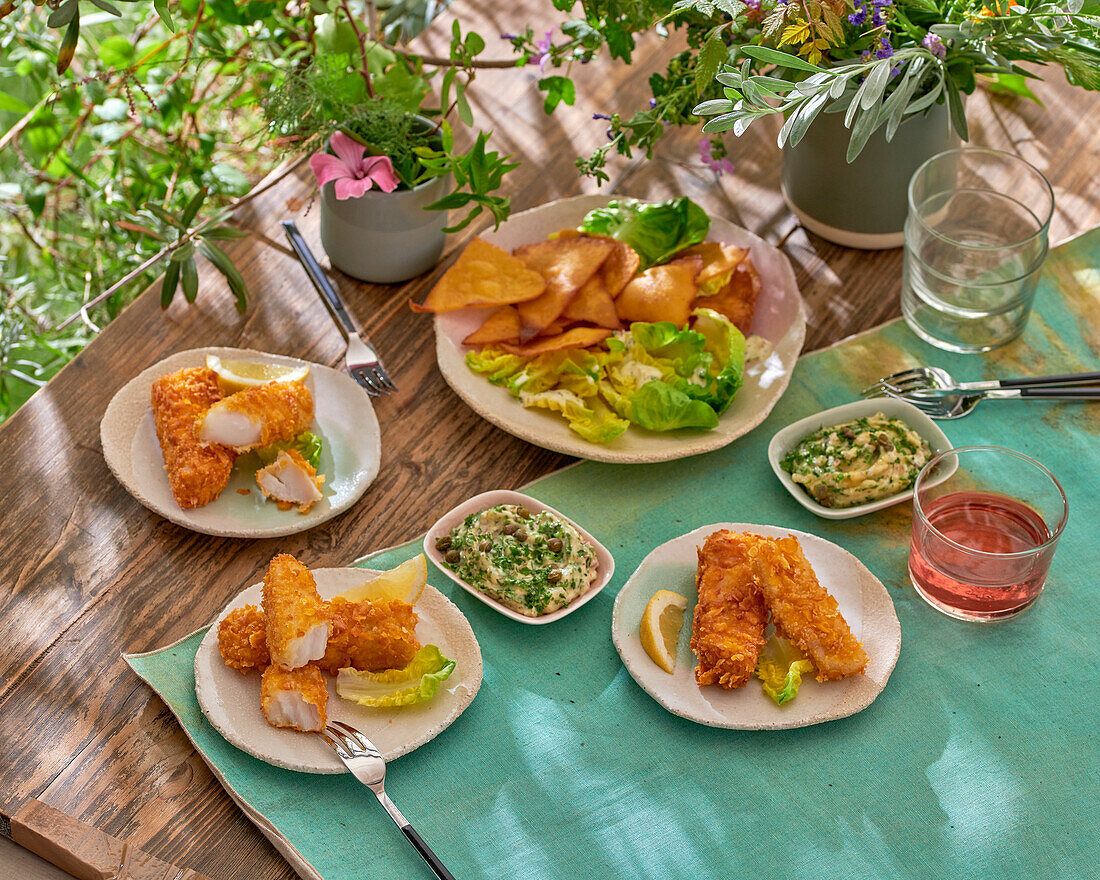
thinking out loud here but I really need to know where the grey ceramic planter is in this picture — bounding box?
[782,101,958,249]
[319,169,449,283]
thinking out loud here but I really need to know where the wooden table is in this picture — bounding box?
[2,4,1098,876]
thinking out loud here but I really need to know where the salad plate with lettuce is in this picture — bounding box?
[194,567,483,773]
[434,195,806,463]
[611,523,901,730]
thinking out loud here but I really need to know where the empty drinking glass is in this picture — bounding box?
[901,148,1054,353]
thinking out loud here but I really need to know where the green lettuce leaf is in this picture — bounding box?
[579,197,710,269]
[255,431,323,469]
[336,645,455,708]
[520,388,629,443]
[690,308,746,415]
[755,636,815,706]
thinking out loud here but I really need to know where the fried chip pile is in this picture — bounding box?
[412,228,764,354]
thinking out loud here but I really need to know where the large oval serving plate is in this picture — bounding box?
[612,523,901,729]
[101,347,381,538]
[434,194,807,463]
[195,567,483,773]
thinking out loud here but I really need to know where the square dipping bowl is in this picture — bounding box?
[768,398,954,520]
[424,490,616,624]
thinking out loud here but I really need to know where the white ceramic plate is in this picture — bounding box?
[424,490,615,625]
[101,347,381,538]
[611,523,901,730]
[194,567,483,773]
[768,398,955,520]
[434,194,807,463]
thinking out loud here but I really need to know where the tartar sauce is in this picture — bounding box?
[437,504,598,616]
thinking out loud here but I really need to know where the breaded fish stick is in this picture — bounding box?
[218,598,420,674]
[261,664,327,732]
[690,531,768,689]
[150,367,236,509]
[318,597,420,675]
[750,536,869,681]
[262,553,330,670]
[197,379,313,452]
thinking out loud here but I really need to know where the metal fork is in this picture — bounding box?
[318,721,455,880]
[281,220,397,396]
[860,366,1100,399]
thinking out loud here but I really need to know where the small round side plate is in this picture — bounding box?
[101,347,381,537]
[612,523,901,729]
[194,568,483,773]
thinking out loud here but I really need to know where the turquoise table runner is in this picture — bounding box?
[128,229,1100,880]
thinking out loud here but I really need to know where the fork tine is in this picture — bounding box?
[328,720,379,755]
[319,726,354,759]
[353,369,382,396]
[376,366,397,393]
[363,368,388,395]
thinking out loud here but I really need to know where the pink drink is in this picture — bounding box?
[909,490,1054,620]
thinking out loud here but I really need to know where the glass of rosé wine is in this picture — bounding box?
[909,446,1068,621]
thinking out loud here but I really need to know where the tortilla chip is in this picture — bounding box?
[513,238,615,341]
[537,321,567,337]
[500,326,613,357]
[562,273,621,330]
[463,305,521,346]
[602,241,641,298]
[697,258,761,334]
[616,255,703,328]
[677,241,749,285]
[410,239,545,312]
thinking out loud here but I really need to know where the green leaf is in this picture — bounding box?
[180,187,208,228]
[945,74,969,140]
[464,32,485,56]
[695,36,727,96]
[454,80,473,126]
[153,0,176,31]
[97,34,134,67]
[336,645,456,708]
[202,225,249,240]
[88,0,123,15]
[205,163,250,196]
[170,241,196,262]
[0,92,31,114]
[538,75,576,113]
[181,256,199,303]
[199,241,249,312]
[160,260,181,309]
[741,45,823,73]
[47,0,77,28]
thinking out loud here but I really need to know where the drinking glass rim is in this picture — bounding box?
[908,148,1055,251]
[913,445,1068,557]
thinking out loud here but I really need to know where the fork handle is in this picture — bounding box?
[999,371,1100,389]
[280,220,357,340]
[1019,386,1100,399]
[401,825,457,880]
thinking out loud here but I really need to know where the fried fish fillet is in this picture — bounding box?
[255,449,324,513]
[690,531,769,689]
[750,536,869,681]
[218,597,419,674]
[317,597,420,675]
[262,553,331,670]
[260,664,327,732]
[150,367,236,509]
[197,379,313,452]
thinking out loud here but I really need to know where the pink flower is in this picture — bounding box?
[698,138,735,177]
[309,131,400,200]
[528,30,555,72]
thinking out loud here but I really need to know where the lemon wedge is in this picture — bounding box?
[639,589,687,674]
[337,554,427,605]
[206,354,309,394]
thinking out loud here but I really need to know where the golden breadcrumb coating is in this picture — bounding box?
[255,449,325,514]
[262,553,330,670]
[201,380,313,451]
[690,531,769,689]
[317,597,420,674]
[217,605,269,672]
[150,367,236,509]
[260,664,328,732]
[750,536,869,681]
[218,597,419,675]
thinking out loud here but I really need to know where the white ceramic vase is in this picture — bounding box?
[319,170,449,283]
[781,101,958,250]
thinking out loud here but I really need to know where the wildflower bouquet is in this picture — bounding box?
[692,0,1100,160]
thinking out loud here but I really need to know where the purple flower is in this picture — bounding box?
[922,32,947,59]
[309,131,399,200]
[593,113,612,120]
[500,33,518,41]
[874,34,895,60]
[528,30,555,72]
[649,97,657,108]
[849,8,867,24]
[698,138,735,177]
